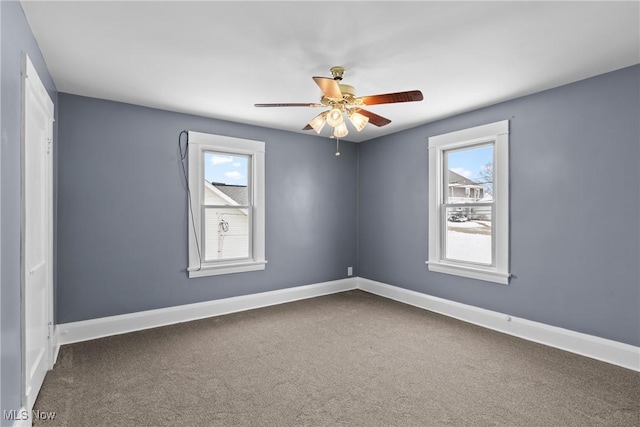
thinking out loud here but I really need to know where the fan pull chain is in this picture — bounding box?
[335,138,341,156]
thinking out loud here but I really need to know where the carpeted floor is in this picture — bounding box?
[34,290,639,426]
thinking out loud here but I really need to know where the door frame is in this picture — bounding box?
[20,52,55,412]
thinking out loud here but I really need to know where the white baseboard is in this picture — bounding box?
[357,277,640,372]
[56,278,357,346]
[51,332,61,367]
[54,276,639,372]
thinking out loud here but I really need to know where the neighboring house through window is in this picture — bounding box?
[204,180,249,261]
[427,120,510,284]
[448,170,485,202]
[187,131,266,277]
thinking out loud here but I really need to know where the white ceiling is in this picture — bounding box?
[21,1,640,143]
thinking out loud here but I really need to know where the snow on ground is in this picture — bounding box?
[446,223,491,264]
[447,221,483,229]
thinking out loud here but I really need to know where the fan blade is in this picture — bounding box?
[302,124,313,131]
[313,77,343,99]
[358,90,423,106]
[255,103,321,107]
[352,108,392,127]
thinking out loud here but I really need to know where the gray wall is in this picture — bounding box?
[1,1,58,422]
[56,94,358,323]
[1,2,638,419]
[358,65,640,347]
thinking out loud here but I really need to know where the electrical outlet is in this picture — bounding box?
[347,266,353,276]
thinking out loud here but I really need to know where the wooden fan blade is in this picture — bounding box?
[302,124,313,131]
[313,77,343,99]
[255,103,321,107]
[352,108,392,127]
[358,90,423,106]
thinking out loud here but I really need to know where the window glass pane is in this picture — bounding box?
[445,206,492,265]
[444,145,493,203]
[204,207,250,261]
[204,152,250,205]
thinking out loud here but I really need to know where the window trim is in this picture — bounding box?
[187,131,266,278]
[427,120,510,285]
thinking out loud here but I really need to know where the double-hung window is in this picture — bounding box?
[427,120,510,284]
[187,131,266,277]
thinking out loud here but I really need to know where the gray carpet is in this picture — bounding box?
[34,290,639,426]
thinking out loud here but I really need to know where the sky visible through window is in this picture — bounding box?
[447,144,493,193]
[204,152,249,186]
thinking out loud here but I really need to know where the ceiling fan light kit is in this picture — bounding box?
[309,111,328,134]
[348,110,369,132]
[255,66,424,143]
[326,107,344,127]
[333,122,349,138]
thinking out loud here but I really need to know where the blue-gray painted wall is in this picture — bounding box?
[56,94,358,323]
[1,1,58,422]
[1,0,638,419]
[358,65,640,347]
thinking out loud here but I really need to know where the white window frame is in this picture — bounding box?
[187,131,266,278]
[427,120,510,285]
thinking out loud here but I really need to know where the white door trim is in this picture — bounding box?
[21,52,54,417]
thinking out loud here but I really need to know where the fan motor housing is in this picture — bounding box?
[320,84,357,106]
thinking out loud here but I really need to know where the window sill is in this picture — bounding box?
[426,260,510,285]
[188,260,267,278]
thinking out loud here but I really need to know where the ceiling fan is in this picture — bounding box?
[255,66,423,139]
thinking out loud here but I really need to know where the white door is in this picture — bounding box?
[22,53,54,414]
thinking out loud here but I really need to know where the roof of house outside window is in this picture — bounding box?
[448,170,482,188]
[210,182,249,206]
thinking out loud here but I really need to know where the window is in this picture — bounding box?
[187,131,266,277]
[427,120,510,284]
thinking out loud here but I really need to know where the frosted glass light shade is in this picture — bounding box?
[308,113,327,134]
[326,108,344,127]
[348,111,369,132]
[333,121,349,138]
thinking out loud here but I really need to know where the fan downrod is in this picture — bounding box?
[330,66,345,81]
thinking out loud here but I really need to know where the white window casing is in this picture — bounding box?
[427,120,510,285]
[187,131,266,278]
